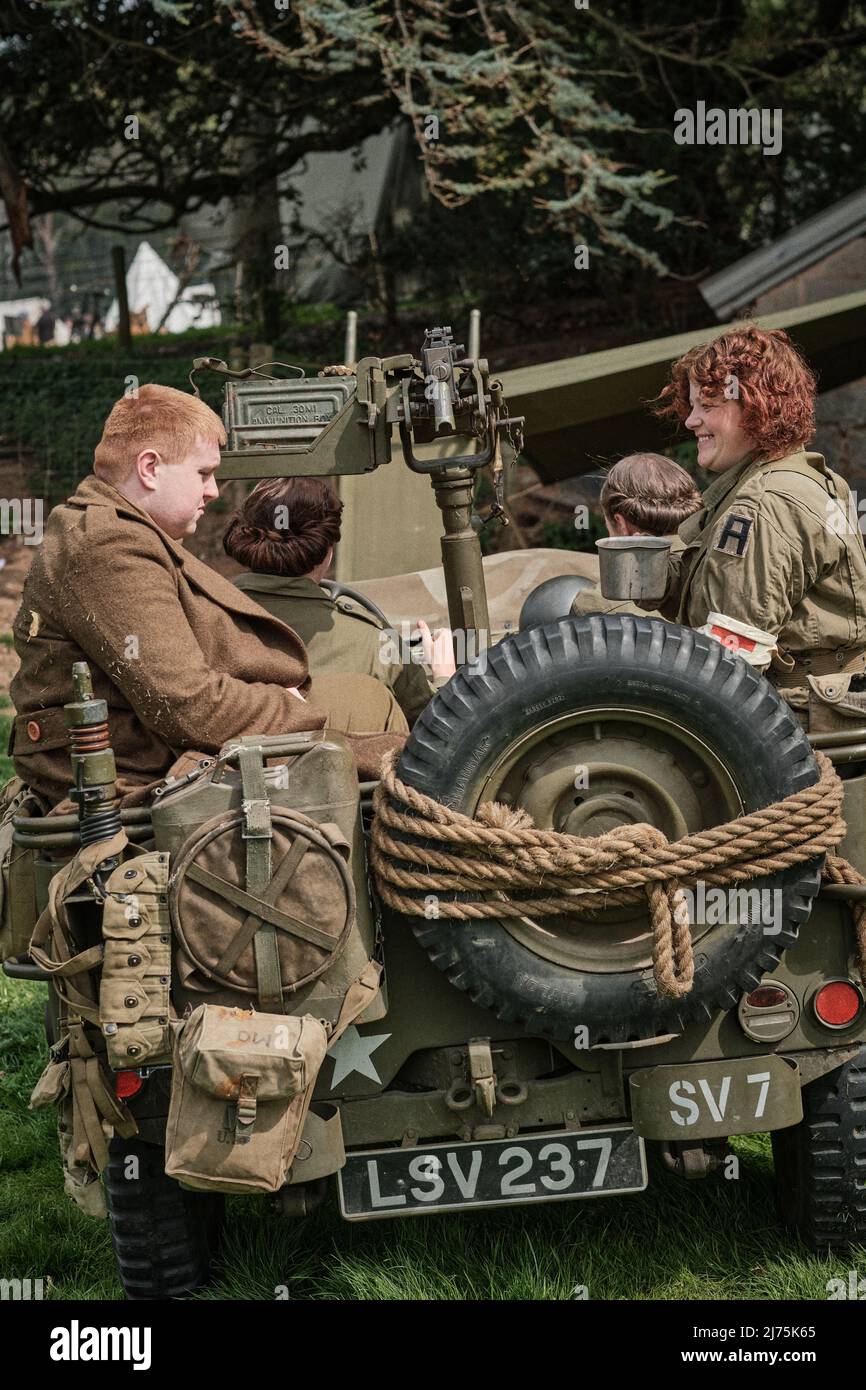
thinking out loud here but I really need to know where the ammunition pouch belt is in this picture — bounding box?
[769,649,866,734]
[27,830,141,1211]
[165,959,381,1195]
[99,852,173,1068]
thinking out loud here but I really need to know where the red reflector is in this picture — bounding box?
[814,981,861,1027]
[114,1070,144,1100]
[746,986,788,1008]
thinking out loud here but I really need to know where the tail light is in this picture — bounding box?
[738,981,799,1042]
[114,1070,144,1100]
[746,986,788,1008]
[813,981,863,1030]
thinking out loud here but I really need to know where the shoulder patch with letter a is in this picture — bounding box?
[713,511,754,558]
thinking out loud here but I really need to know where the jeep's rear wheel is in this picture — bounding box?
[104,1137,225,1299]
[397,615,823,1043]
[772,1048,866,1250]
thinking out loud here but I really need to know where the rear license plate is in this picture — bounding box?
[338,1124,646,1220]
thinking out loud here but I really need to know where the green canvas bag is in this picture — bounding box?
[164,959,381,1195]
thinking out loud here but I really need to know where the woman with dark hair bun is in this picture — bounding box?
[651,325,866,730]
[224,476,344,581]
[225,476,452,726]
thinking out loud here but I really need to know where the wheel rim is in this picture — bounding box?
[470,706,744,973]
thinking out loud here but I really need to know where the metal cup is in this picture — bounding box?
[596,536,673,602]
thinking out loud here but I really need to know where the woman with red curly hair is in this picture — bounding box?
[653,325,866,717]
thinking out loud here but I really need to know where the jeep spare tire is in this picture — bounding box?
[396,615,823,1044]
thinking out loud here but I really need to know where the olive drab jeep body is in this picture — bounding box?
[5,327,866,1300]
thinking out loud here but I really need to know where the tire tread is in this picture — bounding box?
[104,1138,224,1299]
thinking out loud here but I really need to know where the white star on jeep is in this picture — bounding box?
[328,1027,391,1088]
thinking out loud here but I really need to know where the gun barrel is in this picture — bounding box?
[432,381,456,435]
[468,309,481,362]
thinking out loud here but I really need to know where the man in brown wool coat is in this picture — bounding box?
[10,383,408,811]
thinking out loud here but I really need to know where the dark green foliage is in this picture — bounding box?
[0,693,12,784]
[541,512,607,554]
[3,4,866,318]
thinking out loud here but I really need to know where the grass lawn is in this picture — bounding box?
[1,973,863,1302]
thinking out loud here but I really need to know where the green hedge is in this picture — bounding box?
[0,314,353,503]
[0,337,240,503]
[0,299,500,503]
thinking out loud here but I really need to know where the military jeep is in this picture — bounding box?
[7,328,866,1300]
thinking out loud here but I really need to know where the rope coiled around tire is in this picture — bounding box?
[370,749,866,1000]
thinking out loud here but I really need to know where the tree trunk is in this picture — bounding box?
[32,212,60,299]
[227,126,284,340]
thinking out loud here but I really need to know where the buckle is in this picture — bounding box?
[241,798,272,839]
[152,759,214,800]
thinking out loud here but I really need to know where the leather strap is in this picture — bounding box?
[235,1074,259,1134]
[67,1022,137,1173]
[184,861,337,950]
[328,959,383,1046]
[771,647,866,687]
[238,744,282,1013]
[211,832,314,978]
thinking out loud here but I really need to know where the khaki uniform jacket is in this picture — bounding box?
[233,572,439,726]
[10,476,328,808]
[657,449,866,663]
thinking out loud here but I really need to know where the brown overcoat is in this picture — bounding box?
[10,475,329,808]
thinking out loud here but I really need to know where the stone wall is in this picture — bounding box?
[814,383,866,491]
[755,235,866,489]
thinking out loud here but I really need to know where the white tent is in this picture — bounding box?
[104,240,221,334]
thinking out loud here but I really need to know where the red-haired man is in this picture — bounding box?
[10,384,407,810]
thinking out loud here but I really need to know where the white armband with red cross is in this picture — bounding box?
[696,611,777,670]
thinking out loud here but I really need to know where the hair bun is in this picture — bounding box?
[222,476,343,577]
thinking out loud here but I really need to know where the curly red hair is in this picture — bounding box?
[653,326,816,460]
